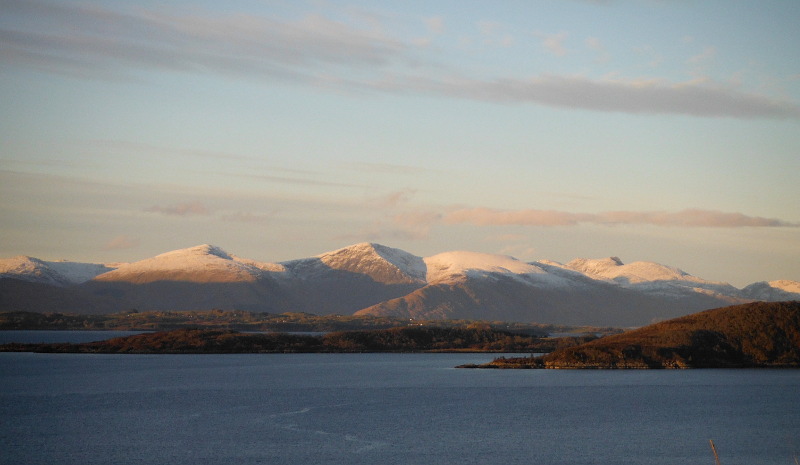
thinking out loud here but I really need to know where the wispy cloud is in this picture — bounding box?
[424,16,445,35]
[3,0,798,119]
[220,211,274,224]
[442,207,799,228]
[372,189,417,209]
[103,235,139,250]
[375,74,800,118]
[230,172,365,189]
[477,21,514,47]
[1,0,407,82]
[346,161,428,175]
[536,31,569,56]
[585,37,610,63]
[145,202,211,217]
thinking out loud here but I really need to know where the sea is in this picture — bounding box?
[1,331,799,465]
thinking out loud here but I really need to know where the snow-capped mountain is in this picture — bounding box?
[0,255,116,286]
[283,242,426,285]
[741,280,800,301]
[92,244,273,284]
[559,256,742,299]
[1,243,798,326]
[424,250,556,284]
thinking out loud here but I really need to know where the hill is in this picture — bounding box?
[475,301,800,369]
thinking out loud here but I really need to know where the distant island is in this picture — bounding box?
[0,309,617,336]
[460,301,800,369]
[0,325,598,354]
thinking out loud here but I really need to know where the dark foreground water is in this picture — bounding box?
[1,346,799,464]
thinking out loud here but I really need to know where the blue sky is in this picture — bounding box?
[1,0,798,287]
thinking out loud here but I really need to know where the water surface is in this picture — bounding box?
[1,351,798,465]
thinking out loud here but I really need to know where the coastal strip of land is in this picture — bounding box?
[0,325,597,354]
[459,301,800,369]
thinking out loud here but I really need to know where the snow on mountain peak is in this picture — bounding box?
[156,244,233,260]
[566,257,624,276]
[563,256,740,298]
[94,244,265,283]
[741,280,800,300]
[768,280,800,293]
[314,242,427,283]
[424,250,547,283]
[0,255,67,286]
[0,255,116,285]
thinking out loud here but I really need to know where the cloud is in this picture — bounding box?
[424,17,445,35]
[536,31,569,56]
[220,211,273,224]
[687,45,717,76]
[346,161,427,175]
[1,0,407,82]
[145,202,211,216]
[442,207,799,228]
[585,37,610,63]
[356,210,442,241]
[444,207,590,226]
[3,0,798,119]
[229,172,364,188]
[377,74,800,118]
[477,20,514,47]
[597,209,796,228]
[373,190,417,209]
[103,235,139,250]
[688,45,717,65]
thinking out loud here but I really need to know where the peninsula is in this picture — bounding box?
[462,301,800,369]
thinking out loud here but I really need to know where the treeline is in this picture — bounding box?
[0,326,598,354]
[0,310,620,336]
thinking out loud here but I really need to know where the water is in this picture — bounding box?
[1,350,799,464]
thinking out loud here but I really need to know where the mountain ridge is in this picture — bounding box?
[1,243,798,326]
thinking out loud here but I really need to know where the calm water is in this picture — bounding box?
[1,340,799,464]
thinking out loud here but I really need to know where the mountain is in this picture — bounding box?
[354,251,748,325]
[741,280,800,301]
[80,245,293,312]
[480,301,800,368]
[1,243,798,326]
[276,243,427,314]
[0,255,116,286]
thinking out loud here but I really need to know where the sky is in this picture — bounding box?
[1,0,799,287]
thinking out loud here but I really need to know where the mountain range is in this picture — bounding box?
[1,243,798,326]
